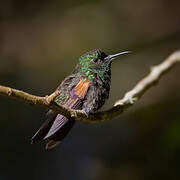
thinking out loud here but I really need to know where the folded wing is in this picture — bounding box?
[31,78,90,149]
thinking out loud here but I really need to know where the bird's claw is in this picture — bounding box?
[81,109,89,118]
[71,109,89,119]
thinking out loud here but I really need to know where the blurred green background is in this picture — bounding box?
[0,0,180,180]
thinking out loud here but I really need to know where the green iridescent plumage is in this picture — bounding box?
[77,49,110,82]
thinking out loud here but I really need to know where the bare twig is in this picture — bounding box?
[0,51,180,123]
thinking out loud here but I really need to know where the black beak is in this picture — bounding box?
[104,51,131,61]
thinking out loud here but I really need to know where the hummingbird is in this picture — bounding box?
[31,49,130,149]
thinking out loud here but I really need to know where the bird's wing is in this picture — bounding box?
[44,78,90,139]
[31,77,90,146]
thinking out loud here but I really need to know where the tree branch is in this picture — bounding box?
[0,51,180,123]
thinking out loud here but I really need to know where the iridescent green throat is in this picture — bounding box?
[78,52,109,82]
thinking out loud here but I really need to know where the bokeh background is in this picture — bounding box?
[0,0,180,180]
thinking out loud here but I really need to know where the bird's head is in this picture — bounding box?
[75,49,130,82]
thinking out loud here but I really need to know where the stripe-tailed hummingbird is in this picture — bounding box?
[31,49,130,149]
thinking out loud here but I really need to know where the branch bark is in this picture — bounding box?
[0,51,180,123]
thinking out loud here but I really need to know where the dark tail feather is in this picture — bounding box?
[46,119,75,149]
[31,110,57,144]
[46,140,61,150]
[31,110,75,149]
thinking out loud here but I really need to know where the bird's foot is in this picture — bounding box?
[70,109,89,119]
[81,109,89,118]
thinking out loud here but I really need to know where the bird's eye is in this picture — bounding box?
[90,58,98,63]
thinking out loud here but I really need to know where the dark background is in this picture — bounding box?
[0,0,180,180]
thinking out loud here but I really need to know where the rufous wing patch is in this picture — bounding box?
[74,78,90,98]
